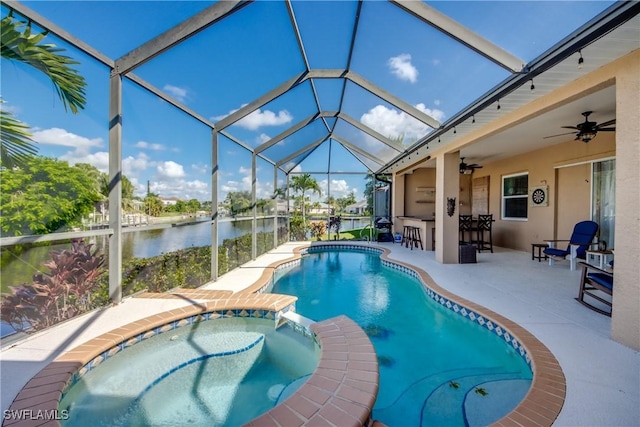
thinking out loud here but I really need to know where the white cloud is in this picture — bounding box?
[32,127,103,149]
[360,103,446,144]
[434,99,441,106]
[150,179,210,201]
[135,141,166,151]
[163,84,188,103]
[123,152,154,177]
[156,161,185,179]
[388,53,418,83]
[316,179,359,201]
[213,105,293,130]
[192,163,208,174]
[61,150,109,173]
[257,133,271,145]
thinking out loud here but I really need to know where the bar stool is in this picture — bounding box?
[475,214,494,253]
[459,215,473,244]
[409,226,423,250]
[402,226,412,248]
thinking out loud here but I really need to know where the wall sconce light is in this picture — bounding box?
[447,197,456,217]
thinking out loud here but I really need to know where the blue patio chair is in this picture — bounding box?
[576,261,613,316]
[544,220,599,270]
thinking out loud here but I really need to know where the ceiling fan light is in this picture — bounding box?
[580,131,596,142]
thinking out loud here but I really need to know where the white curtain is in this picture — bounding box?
[592,159,615,249]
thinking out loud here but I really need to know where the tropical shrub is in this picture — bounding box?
[0,239,105,332]
[310,221,326,240]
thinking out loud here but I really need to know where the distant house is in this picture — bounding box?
[160,197,180,206]
[345,200,368,215]
[308,203,332,215]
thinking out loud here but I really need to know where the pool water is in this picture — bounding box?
[59,318,318,427]
[271,249,532,426]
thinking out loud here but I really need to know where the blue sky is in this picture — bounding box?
[1,1,614,204]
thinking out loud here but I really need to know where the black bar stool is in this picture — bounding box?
[476,214,494,253]
[409,226,423,250]
[459,215,473,244]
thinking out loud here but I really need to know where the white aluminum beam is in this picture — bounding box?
[390,0,525,73]
[114,1,251,75]
[255,113,320,154]
[276,135,328,168]
[331,135,386,165]
[338,112,404,152]
[215,72,307,131]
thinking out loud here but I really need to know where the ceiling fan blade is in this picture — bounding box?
[543,131,576,139]
[561,126,580,130]
[597,128,616,132]
[598,119,616,127]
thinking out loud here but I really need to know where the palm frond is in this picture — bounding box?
[0,107,37,168]
[1,15,86,113]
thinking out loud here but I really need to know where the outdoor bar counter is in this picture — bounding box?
[397,216,435,251]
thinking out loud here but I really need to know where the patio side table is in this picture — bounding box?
[531,243,548,262]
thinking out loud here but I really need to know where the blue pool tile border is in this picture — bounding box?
[294,243,532,368]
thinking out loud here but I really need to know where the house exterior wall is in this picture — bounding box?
[472,133,615,252]
[612,50,640,350]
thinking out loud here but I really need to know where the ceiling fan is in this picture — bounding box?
[544,111,616,143]
[459,157,482,174]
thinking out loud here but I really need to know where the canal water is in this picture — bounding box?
[1,217,370,293]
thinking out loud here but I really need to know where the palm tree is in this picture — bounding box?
[1,13,87,168]
[290,173,321,225]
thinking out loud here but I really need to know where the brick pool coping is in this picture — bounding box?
[3,242,564,426]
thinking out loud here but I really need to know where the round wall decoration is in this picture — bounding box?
[529,185,549,207]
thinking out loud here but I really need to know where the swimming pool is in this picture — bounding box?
[270,246,533,426]
[59,318,318,427]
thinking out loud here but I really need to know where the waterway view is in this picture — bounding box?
[0,216,370,338]
[1,216,371,294]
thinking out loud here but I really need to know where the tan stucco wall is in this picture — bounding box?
[472,133,615,251]
[404,168,436,217]
[611,51,640,350]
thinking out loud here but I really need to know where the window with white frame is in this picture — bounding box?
[502,172,528,220]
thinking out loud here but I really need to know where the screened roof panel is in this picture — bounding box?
[291,0,359,69]
[4,0,637,204]
[328,140,370,173]
[20,1,214,59]
[333,120,403,164]
[132,2,305,118]
[261,119,328,161]
[296,140,331,173]
[221,80,321,147]
[351,1,510,127]
[311,78,347,113]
